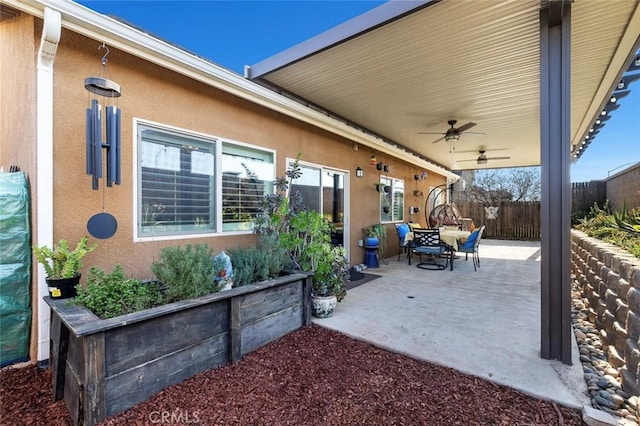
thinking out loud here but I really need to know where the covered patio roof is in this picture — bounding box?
[247,0,640,172]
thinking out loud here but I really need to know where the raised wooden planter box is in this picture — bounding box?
[45,272,312,425]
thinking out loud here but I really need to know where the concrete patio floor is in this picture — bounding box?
[313,239,589,409]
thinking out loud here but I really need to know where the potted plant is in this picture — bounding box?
[310,244,349,318]
[33,236,97,299]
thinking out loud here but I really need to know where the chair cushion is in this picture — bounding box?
[415,246,447,255]
[408,222,423,231]
[395,223,410,239]
[461,229,480,249]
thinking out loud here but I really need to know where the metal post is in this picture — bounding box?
[539,1,572,364]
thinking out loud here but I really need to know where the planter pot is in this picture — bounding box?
[45,272,312,425]
[46,275,81,299]
[311,294,337,318]
[365,236,379,248]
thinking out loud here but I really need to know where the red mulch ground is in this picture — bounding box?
[1,325,582,425]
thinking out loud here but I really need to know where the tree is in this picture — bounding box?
[453,167,540,204]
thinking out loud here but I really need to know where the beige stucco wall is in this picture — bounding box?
[606,163,640,211]
[0,13,37,173]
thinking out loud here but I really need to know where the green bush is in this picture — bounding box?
[574,203,640,258]
[151,244,220,302]
[227,237,288,287]
[75,266,163,319]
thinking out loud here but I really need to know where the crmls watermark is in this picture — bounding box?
[148,409,200,424]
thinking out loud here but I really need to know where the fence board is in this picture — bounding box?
[457,201,541,240]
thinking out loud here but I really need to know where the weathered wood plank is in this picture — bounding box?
[104,333,229,416]
[303,275,312,326]
[84,333,106,426]
[63,363,81,425]
[230,297,241,363]
[52,318,69,401]
[65,331,84,381]
[240,282,302,325]
[105,301,229,375]
[241,304,303,355]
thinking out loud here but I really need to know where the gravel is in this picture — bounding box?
[1,324,583,425]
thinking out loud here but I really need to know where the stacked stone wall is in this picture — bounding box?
[571,230,640,396]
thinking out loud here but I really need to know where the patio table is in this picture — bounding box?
[404,228,471,251]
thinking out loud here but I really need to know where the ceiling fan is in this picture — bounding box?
[457,150,511,165]
[418,119,484,144]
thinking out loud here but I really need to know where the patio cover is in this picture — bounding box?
[247,0,640,172]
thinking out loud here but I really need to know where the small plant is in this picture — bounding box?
[33,236,97,279]
[75,266,163,319]
[312,244,349,302]
[151,244,219,302]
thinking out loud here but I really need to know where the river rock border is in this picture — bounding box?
[571,230,640,425]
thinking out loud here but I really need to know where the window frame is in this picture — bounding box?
[133,119,275,242]
[379,176,404,223]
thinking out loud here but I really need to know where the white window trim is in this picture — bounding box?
[132,118,275,242]
[379,175,405,223]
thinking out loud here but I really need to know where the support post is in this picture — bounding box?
[539,1,572,364]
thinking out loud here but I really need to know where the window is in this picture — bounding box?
[138,125,215,237]
[379,177,404,222]
[221,143,274,232]
[137,123,274,238]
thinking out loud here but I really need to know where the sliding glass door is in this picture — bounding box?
[288,160,348,256]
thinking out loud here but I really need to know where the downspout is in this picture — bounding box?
[35,7,61,365]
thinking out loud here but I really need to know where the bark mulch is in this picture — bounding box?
[1,324,583,425]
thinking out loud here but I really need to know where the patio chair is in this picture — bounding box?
[394,223,411,261]
[457,225,485,271]
[408,228,453,271]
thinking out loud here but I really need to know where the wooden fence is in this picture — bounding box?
[572,181,606,214]
[456,201,541,240]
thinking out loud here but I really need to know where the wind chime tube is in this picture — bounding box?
[92,100,102,190]
[86,105,94,175]
[106,105,116,187]
[115,107,121,185]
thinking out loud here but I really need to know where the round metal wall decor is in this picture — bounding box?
[87,212,117,239]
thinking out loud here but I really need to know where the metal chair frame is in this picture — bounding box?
[408,228,453,271]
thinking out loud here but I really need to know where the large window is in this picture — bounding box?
[137,123,274,238]
[380,176,404,223]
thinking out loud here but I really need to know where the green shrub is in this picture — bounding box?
[75,266,162,319]
[574,203,640,258]
[227,237,288,287]
[151,244,219,302]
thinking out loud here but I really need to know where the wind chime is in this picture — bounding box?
[84,43,121,239]
[85,43,121,189]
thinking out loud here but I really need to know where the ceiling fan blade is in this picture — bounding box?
[417,132,445,135]
[486,156,511,160]
[431,136,446,144]
[455,122,477,133]
[456,158,478,162]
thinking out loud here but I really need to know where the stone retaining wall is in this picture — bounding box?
[571,230,640,396]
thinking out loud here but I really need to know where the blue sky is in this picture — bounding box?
[77,1,639,182]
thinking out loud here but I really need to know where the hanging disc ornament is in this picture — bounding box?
[87,212,117,239]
